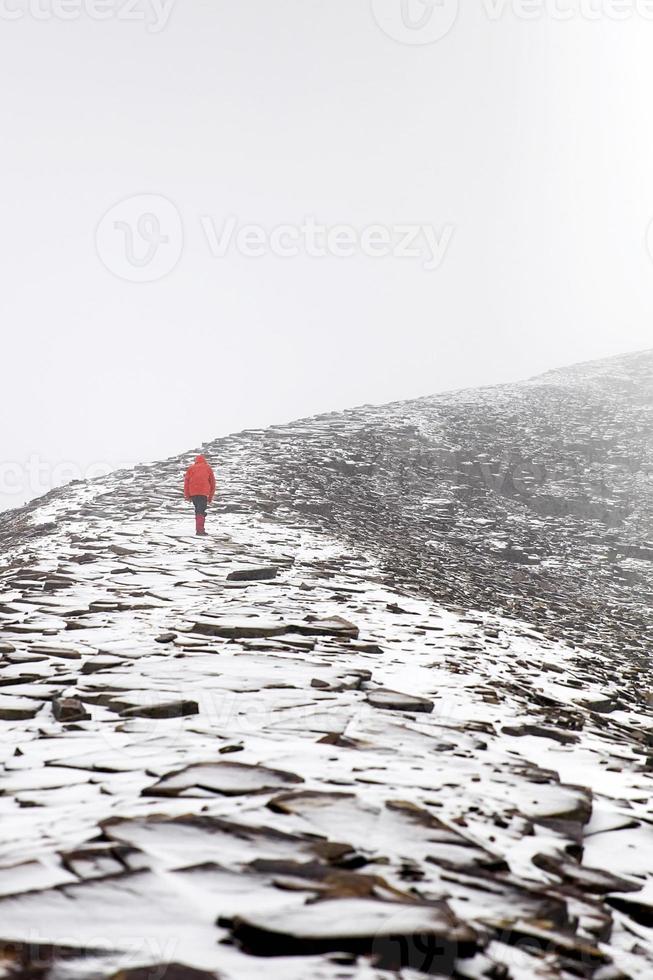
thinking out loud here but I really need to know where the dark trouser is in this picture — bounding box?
[191,495,208,516]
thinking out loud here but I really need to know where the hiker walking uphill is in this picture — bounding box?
[184,455,216,536]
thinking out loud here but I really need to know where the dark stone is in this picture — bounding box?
[0,701,41,721]
[607,895,653,928]
[291,616,359,638]
[52,697,90,723]
[120,700,199,719]
[367,689,434,713]
[227,566,279,582]
[532,853,642,894]
[227,897,480,970]
[502,724,579,745]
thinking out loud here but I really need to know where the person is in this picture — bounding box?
[184,454,216,536]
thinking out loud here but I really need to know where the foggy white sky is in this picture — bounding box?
[1,1,652,512]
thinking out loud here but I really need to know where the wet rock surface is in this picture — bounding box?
[0,350,651,978]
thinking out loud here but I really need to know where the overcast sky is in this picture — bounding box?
[1,1,652,512]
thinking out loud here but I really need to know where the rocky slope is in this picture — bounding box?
[0,350,651,979]
[211,349,652,656]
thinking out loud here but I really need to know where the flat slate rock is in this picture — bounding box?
[81,655,128,674]
[120,699,199,720]
[229,897,479,969]
[191,617,289,639]
[0,694,43,720]
[366,688,434,713]
[32,643,84,659]
[291,616,359,638]
[142,761,304,798]
[5,650,48,664]
[502,723,579,745]
[0,860,75,896]
[226,566,279,582]
[532,853,643,894]
[103,813,355,867]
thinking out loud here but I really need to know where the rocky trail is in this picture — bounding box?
[0,351,651,978]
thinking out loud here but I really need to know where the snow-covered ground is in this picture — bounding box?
[0,450,651,978]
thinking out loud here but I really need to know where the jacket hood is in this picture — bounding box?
[195,455,206,464]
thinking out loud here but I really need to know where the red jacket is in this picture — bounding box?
[184,455,216,502]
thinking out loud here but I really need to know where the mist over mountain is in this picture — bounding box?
[0,350,651,979]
